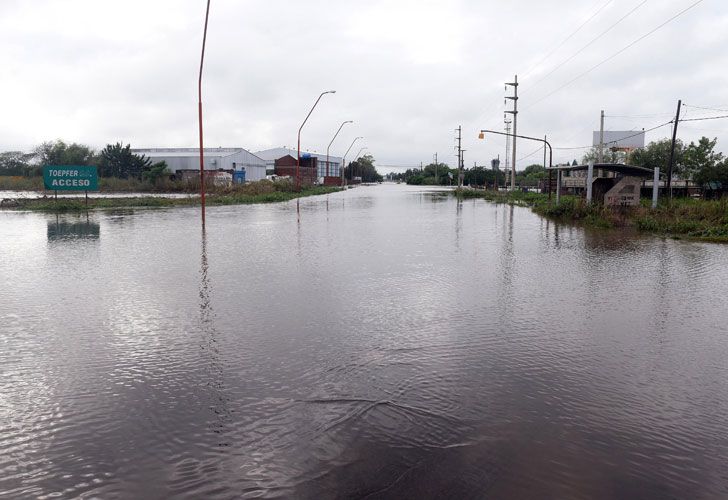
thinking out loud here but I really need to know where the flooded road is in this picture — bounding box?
[2,184,727,499]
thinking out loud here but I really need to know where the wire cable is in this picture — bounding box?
[524,0,705,110]
[520,0,614,80]
[522,0,647,95]
[679,114,728,122]
[552,120,673,150]
[683,104,728,113]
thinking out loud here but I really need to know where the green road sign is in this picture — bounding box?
[43,165,99,191]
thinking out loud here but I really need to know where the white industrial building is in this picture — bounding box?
[254,147,343,178]
[132,147,267,182]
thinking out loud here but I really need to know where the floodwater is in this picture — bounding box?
[1,184,727,499]
[0,190,196,199]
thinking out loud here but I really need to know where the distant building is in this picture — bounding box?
[254,147,343,179]
[273,154,317,185]
[132,147,267,182]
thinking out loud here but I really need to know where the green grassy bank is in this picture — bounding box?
[1,182,341,212]
[453,189,728,242]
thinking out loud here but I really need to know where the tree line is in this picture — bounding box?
[390,134,727,190]
[0,140,169,183]
[344,154,383,183]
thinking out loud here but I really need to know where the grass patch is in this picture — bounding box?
[4,185,341,212]
[454,188,728,242]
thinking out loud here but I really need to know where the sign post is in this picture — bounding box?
[43,166,98,207]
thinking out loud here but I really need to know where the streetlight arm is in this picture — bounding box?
[479,129,552,169]
[342,137,362,182]
[299,92,329,136]
[326,120,352,178]
[327,121,353,152]
[296,90,335,189]
[343,136,362,159]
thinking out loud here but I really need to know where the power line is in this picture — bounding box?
[522,0,647,96]
[683,104,728,113]
[524,0,705,110]
[553,120,674,150]
[475,0,614,125]
[605,113,674,119]
[679,114,728,122]
[520,0,614,80]
[516,145,544,163]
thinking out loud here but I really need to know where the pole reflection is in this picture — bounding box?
[199,227,231,446]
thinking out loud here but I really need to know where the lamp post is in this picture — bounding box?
[326,120,352,182]
[342,136,363,185]
[354,147,368,182]
[297,90,336,190]
[197,0,211,225]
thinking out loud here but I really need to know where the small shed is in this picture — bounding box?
[552,163,657,206]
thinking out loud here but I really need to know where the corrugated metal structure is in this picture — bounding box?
[132,147,267,182]
[254,147,343,179]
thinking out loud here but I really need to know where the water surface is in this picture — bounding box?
[1,184,727,499]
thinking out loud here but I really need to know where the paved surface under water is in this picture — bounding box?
[1,184,727,499]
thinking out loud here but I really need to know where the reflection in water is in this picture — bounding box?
[198,227,231,445]
[46,215,100,241]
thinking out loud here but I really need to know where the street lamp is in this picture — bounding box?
[342,136,363,185]
[297,90,336,190]
[197,0,211,225]
[478,129,554,199]
[326,120,353,182]
[354,147,368,181]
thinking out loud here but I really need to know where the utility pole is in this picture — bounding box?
[434,152,438,185]
[504,116,512,190]
[455,125,462,188]
[598,109,605,163]
[460,149,466,187]
[505,75,518,190]
[667,99,682,198]
[545,134,551,198]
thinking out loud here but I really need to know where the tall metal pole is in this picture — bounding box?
[504,117,511,190]
[326,120,352,183]
[456,125,462,188]
[505,75,518,190]
[545,134,551,199]
[667,99,682,198]
[598,109,605,163]
[297,90,336,190]
[434,152,438,185]
[198,0,211,225]
[342,136,362,185]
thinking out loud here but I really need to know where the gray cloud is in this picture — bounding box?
[1,0,726,171]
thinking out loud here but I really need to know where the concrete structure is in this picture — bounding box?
[254,147,343,180]
[132,148,267,182]
[552,163,656,206]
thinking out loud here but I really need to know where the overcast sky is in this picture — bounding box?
[2,0,726,172]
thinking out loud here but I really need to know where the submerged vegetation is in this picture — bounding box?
[454,189,728,242]
[2,181,340,212]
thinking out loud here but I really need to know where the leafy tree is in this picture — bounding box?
[682,137,724,182]
[0,151,34,176]
[34,140,95,166]
[345,154,383,183]
[98,142,152,179]
[142,161,170,185]
[582,146,627,164]
[629,138,685,177]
